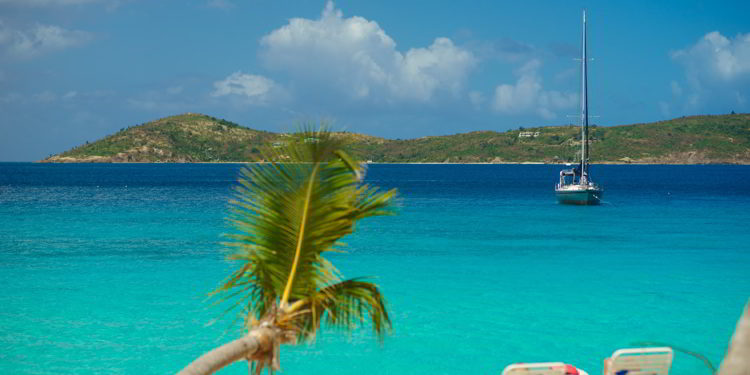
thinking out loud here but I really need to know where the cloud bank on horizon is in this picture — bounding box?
[0,0,748,161]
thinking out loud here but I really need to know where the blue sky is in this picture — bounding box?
[1,0,749,161]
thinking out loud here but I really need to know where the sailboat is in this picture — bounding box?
[555,10,603,205]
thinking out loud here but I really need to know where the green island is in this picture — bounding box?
[42,112,750,164]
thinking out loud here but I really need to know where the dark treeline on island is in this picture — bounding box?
[42,112,750,164]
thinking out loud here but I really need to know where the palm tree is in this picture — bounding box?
[178,129,397,375]
[718,299,750,375]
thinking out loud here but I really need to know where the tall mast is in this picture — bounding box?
[580,9,589,183]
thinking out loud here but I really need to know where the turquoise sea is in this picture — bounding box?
[1,163,749,375]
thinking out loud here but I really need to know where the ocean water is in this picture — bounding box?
[1,163,748,375]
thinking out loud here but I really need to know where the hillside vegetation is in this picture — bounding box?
[42,113,750,164]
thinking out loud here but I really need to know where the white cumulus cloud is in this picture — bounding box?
[258,1,476,103]
[211,72,281,105]
[671,31,750,111]
[0,21,92,59]
[491,59,577,119]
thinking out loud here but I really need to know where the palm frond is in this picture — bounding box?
[286,278,392,342]
[215,127,397,333]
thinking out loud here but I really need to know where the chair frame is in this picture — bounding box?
[502,362,568,375]
[604,347,673,375]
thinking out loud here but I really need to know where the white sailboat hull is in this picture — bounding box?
[555,184,602,205]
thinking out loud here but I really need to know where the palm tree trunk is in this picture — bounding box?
[178,327,274,375]
[718,299,750,375]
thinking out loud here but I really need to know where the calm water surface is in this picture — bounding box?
[1,163,748,375]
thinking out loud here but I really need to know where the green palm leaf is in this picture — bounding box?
[214,127,397,341]
[287,278,391,341]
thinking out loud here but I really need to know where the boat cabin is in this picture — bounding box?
[558,162,588,187]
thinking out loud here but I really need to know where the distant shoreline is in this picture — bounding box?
[40,113,750,165]
[32,160,750,165]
